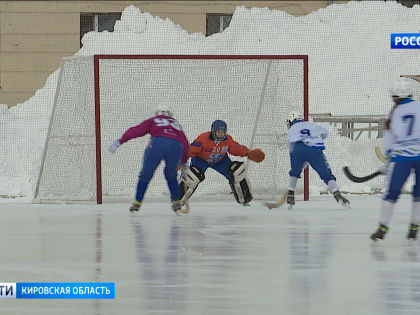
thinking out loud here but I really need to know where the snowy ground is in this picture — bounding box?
[1,195,420,315]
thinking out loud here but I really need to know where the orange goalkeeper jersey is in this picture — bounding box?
[189,131,249,164]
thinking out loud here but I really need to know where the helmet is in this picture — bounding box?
[211,120,227,141]
[287,111,303,128]
[155,106,173,117]
[390,77,413,98]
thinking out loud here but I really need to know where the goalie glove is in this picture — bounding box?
[109,139,121,153]
[247,148,265,163]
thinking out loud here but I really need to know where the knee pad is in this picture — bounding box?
[228,161,253,204]
[179,166,205,204]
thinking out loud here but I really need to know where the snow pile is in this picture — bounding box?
[2,1,420,200]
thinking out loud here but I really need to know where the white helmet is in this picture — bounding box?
[155,106,173,117]
[390,77,413,98]
[287,111,303,128]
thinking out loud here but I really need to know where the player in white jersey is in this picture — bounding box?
[371,77,420,241]
[287,111,350,208]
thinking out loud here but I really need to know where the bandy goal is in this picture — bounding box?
[34,55,308,204]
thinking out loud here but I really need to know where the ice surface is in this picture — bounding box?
[1,195,419,314]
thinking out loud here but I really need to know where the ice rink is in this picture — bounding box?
[1,194,420,315]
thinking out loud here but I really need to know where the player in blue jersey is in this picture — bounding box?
[286,111,350,209]
[371,77,420,241]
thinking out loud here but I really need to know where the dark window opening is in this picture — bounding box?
[80,12,122,47]
[206,14,232,37]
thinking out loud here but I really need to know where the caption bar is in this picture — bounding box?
[0,283,115,299]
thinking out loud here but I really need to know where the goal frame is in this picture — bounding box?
[93,55,309,204]
[34,55,308,204]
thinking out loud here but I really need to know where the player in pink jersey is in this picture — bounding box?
[109,107,189,213]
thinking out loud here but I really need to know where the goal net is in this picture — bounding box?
[35,55,308,203]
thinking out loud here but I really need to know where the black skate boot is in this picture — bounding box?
[129,201,142,212]
[333,191,350,208]
[407,224,419,240]
[287,190,295,209]
[371,224,389,241]
[171,200,182,213]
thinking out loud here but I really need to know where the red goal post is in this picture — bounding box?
[36,55,309,204]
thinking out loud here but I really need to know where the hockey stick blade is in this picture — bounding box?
[375,146,387,163]
[263,191,288,209]
[343,166,382,183]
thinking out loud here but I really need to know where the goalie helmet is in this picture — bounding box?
[211,120,227,141]
[287,111,303,128]
[390,77,413,98]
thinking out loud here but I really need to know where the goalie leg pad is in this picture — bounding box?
[179,166,205,205]
[228,161,253,204]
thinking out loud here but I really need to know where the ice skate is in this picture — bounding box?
[333,191,350,208]
[407,224,419,240]
[129,201,141,212]
[287,190,295,209]
[171,200,182,213]
[371,224,389,241]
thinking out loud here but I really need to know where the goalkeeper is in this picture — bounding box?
[179,120,265,205]
[109,107,189,213]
